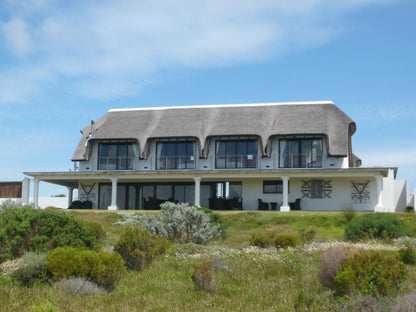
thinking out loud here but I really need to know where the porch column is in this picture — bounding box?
[21,177,30,205]
[375,175,384,212]
[193,177,201,207]
[33,178,40,208]
[67,187,74,208]
[108,177,118,210]
[281,176,290,211]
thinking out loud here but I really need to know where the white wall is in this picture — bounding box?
[242,177,377,211]
[0,197,69,209]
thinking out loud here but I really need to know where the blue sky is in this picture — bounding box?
[0,0,415,196]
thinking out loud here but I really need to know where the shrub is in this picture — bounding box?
[344,213,412,241]
[117,202,222,244]
[319,244,358,290]
[250,231,274,248]
[250,232,299,249]
[393,291,416,312]
[84,221,106,241]
[342,209,356,223]
[0,208,96,262]
[274,234,300,249]
[405,206,414,213]
[114,225,170,270]
[334,251,406,296]
[55,277,106,295]
[47,247,125,291]
[192,258,219,292]
[399,244,416,265]
[0,200,36,213]
[11,252,47,287]
[198,207,227,238]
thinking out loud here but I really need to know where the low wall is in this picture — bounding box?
[0,197,70,209]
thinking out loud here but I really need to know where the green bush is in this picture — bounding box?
[192,258,218,292]
[250,231,274,248]
[319,244,358,290]
[334,251,406,296]
[114,225,171,270]
[298,228,316,243]
[0,208,96,262]
[84,221,106,241]
[250,232,299,249]
[399,244,416,265]
[344,213,412,241]
[12,252,47,287]
[198,207,227,238]
[47,247,125,291]
[274,234,300,249]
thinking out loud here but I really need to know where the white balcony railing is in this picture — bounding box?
[280,155,323,168]
[98,156,137,170]
[215,154,258,169]
[156,155,195,170]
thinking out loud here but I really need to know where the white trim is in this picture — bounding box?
[108,101,334,113]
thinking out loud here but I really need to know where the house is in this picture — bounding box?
[24,101,409,212]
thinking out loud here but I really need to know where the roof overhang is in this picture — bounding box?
[24,167,397,188]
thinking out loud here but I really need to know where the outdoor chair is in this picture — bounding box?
[257,198,269,210]
[289,198,301,210]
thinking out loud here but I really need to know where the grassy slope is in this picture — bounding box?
[1,210,416,312]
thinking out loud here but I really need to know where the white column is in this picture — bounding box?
[375,175,384,212]
[280,176,290,211]
[108,177,118,210]
[33,178,40,208]
[67,187,74,208]
[21,177,30,205]
[193,177,201,207]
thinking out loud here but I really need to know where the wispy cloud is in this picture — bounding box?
[0,0,397,102]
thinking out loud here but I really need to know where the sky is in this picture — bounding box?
[0,0,415,197]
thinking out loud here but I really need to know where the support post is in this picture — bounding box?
[375,175,384,212]
[67,186,74,208]
[108,177,118,210]
[193,177,201,207]
[280,176,290,211]
[21,177,30,205]
[33,178,40,208]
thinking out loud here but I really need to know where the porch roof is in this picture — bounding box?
[24,167,396,188]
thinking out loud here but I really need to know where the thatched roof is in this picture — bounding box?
[72,101,356,161]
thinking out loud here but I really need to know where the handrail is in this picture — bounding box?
[215,154,257,169]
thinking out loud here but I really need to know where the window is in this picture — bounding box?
[156,141,195,170]
[98,142,136,170]
[215,139,257,169]
[263,180,289,193]
[279,138,323,168]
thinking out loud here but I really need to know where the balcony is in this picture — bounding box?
[98,156,137,170]
[280,154,323,168]
[216,154,258,169]
[156,155,195,170]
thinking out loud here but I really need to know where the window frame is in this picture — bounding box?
[262,180,289,194]
[156,140,195,170]
[215,139,257,169]
[98,141,136,170]
[278,138,323,168]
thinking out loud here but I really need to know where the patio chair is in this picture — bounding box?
[289,198,301,210]
[257,198,269,210]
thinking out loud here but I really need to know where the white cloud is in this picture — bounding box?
[1,18,31,57]
[360,148,416,167]
[0,0,399,102]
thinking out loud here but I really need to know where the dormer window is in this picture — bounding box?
[98,142,136,170]
[156,141,195,170]
[279,138,323,168]
[215,139,257,169]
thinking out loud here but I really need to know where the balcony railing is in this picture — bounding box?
[156,155,195,170]
[280,155,323,168]
[98,156,136,170]
[215,154,258,169]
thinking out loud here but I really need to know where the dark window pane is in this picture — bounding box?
[156,185,172,201]
[99,185,112,209]
[174,185,185,203]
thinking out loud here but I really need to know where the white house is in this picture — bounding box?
[24,101,409,212]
